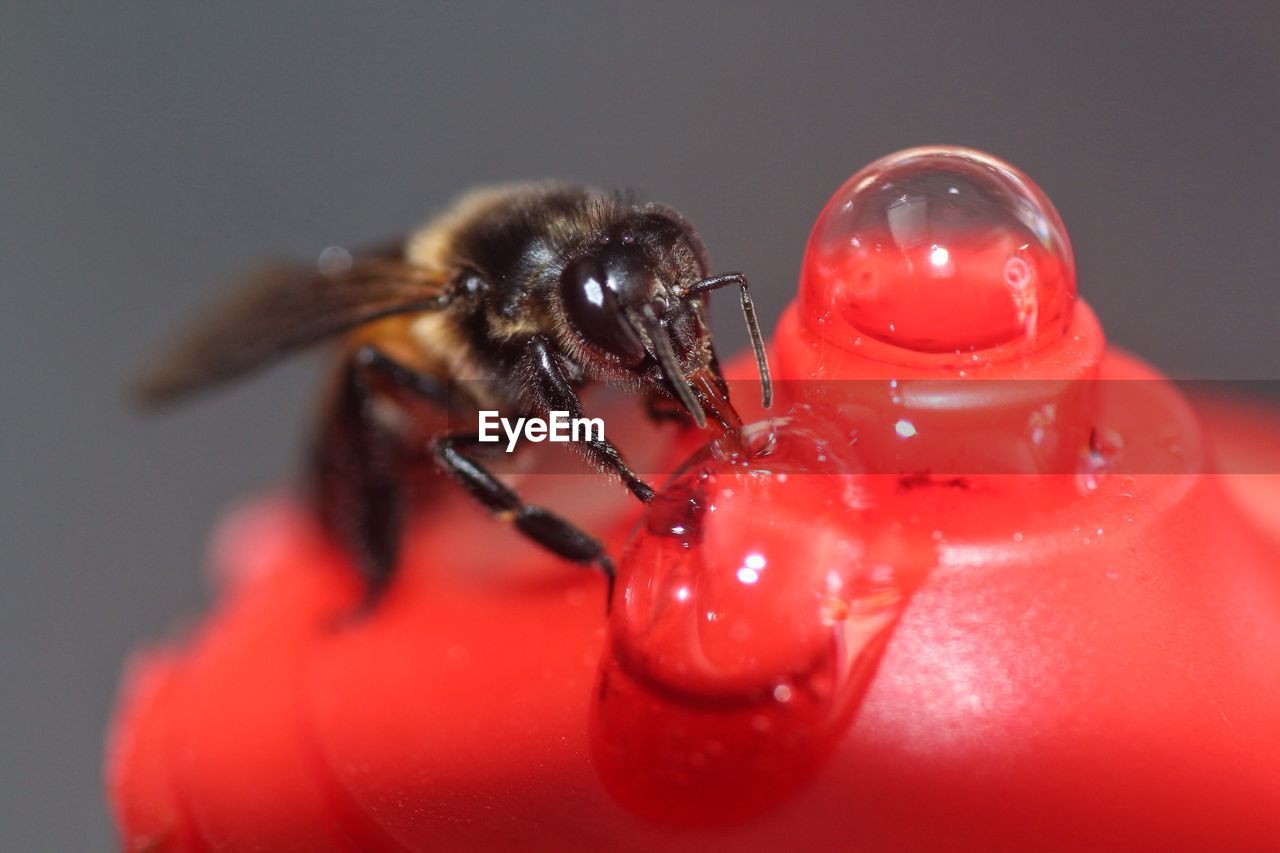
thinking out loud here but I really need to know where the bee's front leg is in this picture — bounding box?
[522,336,656,502]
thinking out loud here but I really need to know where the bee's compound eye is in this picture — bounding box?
[561,255,647,364]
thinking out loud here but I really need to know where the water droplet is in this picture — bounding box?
[317,245,352,276]
[799,146,1076,367]
[591,419,935,824]
[1076,427,1124,493]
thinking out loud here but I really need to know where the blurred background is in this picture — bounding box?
[3,2,1278,847]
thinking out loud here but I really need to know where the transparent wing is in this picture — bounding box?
[133,253,449,406]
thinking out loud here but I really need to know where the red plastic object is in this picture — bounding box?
[108,148,1280,851]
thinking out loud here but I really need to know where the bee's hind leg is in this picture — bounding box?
[433,433,617,608]
[310,346,451,607]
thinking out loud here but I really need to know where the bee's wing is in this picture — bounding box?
[133,255,450,406]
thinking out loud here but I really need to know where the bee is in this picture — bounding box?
[136,183,771,604]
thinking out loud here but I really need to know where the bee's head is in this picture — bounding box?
[558,215,770,429]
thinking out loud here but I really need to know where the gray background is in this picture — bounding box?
[3,2,1278,848]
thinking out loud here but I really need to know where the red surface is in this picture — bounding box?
[108,149,1280,850]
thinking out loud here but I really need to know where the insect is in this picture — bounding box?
[136,182,771,605]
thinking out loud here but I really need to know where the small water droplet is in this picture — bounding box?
[317,245,353,276]
[1076,427,1124,493]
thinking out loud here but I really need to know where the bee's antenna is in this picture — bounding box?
[630,305,708,429]
[686,274,773,409]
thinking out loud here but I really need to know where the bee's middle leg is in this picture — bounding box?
[433,433,616,606]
